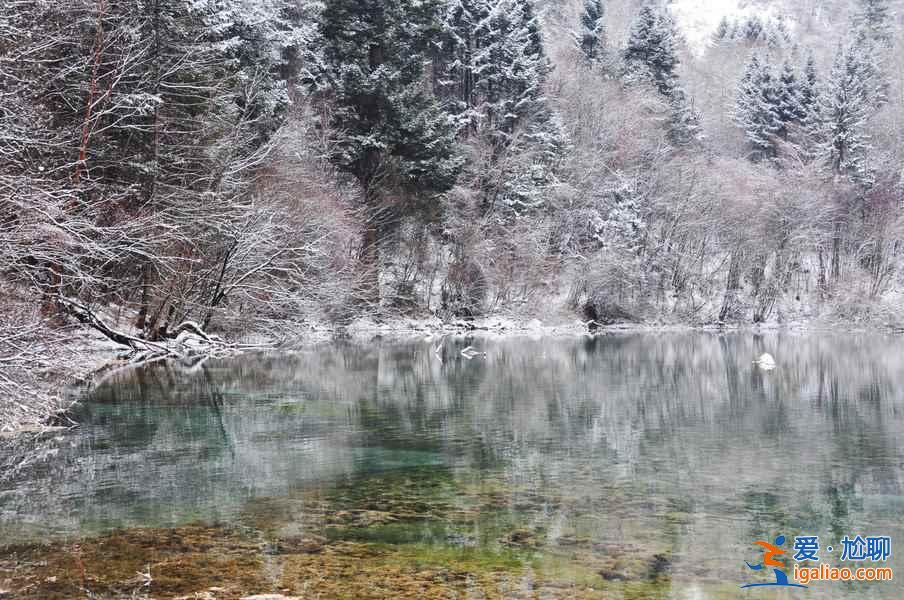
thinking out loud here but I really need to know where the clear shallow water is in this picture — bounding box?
[1,333,903,598]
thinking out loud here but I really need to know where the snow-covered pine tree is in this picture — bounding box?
[19,0,305,206]
[852,0,893,47]
[713,16,731,43]
[575,0,606,63]
[813,43,873,183]
[599,176,646,251]
[775,59,806,139]
[203,0,309,146]
[437,0,565,211]
[313,0,462,299]
[436,0,492,131]
[478,0,551,140]
[800,50,819,119]
[173,0,315,208]
[481,0,566,210]
[667,86,703,147]
[794,50,823,160]
[712,16,793,49]
[743,16,764,42]
[733,53,782,161]
[772,17,792,47]
[623,3,701,148]
[766,20,787,48]
[314,0,460,192]
[850,29,889,111]
[576,0,605,63]
[623,3,680,97]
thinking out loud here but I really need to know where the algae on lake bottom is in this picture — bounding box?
[0,467,736,599]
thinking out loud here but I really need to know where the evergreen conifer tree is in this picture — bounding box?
[624,3,701,148]
[437,0,565,212]
[813,43,873,183]
[667,87,703,147]
[623,3,680,96]
[800,50,819,119]
[850,30,889,110]
[315,0,461,192]
[743,16,764,42]
[773,17,792,46]
[436,0,492,130]
[713,16,731,43]
[852,0,893,46]
[31,0,307,205]
[198,0,308,167]
[485,0,566,209]
[479,0,550,139]
[576,0,606,63]
[733,53,782,161]
[775,59,805,139]
[313,0,462,299]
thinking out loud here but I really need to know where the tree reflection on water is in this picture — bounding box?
[1,333,902,597]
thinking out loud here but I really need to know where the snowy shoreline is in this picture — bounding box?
[3,314,901,439]
[337,315,904,341]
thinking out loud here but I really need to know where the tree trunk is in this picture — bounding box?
[831,222,841,282]
[40,265,63,322]
[719,247,742,322]
[749,251,767,322]
[74,0,108,184]
[135,261,152,332]
[360,222,380,305]
[817,247,827,301]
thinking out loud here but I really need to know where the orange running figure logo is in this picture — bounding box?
[741,535,808,589]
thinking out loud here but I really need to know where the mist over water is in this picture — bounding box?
[2,333,903,597]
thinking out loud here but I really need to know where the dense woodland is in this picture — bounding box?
[2,0,904,423]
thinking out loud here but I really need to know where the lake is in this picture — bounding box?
[1,333,902,598]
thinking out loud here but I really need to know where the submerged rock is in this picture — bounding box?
[263,535,327,555]
[599,567,628,581]
[648,553,672,579]
[502,528,540,548]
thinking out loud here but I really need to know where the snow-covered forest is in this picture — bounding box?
[2,0,904,425]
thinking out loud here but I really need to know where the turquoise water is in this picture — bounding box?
[1,333,903,598]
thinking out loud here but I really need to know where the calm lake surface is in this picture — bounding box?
[1,333,903,598]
